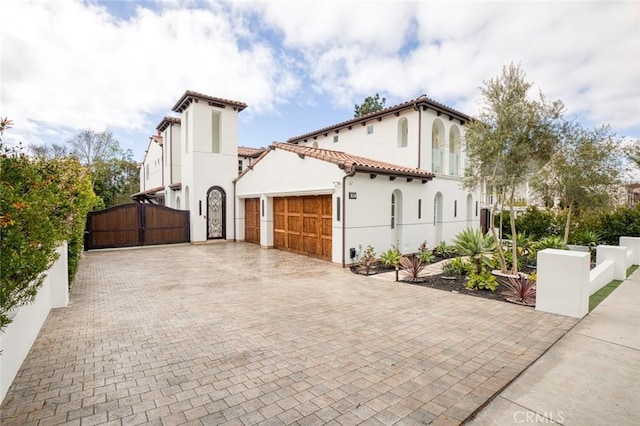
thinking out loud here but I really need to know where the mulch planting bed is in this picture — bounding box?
[350,261,537,304]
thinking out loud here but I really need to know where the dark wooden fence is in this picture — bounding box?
[84,203,190,250]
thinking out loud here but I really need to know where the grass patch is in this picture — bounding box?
[589,280,623,311]
[627,264,638,277]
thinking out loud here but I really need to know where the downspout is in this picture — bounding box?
[161,133,165,193]
[341,165,357,268]
[232,179,237,242]
[414,102,422,169]
[169,123,173,186]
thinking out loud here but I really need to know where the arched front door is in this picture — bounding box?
[207,186,226,239]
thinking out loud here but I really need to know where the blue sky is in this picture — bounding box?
[2,0,639,168]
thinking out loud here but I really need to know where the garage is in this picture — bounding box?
[244,198,261,244]
[273,195,332,260]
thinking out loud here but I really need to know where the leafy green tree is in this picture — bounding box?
[463,63,564,273]
[92,150,140,207]
[68,129,121,189]
[531,122,622,244]
[354,93,387,117]
[626,142,640,168]
[66,129,139,208]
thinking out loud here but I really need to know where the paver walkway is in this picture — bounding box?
[1,243,577,425]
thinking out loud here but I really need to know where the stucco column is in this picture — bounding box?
[261,195,274,248]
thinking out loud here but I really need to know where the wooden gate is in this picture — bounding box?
[84,203,190,250]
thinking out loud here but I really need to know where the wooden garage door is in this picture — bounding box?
[273,195,332,260]
[244,198,260,244]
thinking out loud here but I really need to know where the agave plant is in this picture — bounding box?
[572,230,602,250]
[379,247,402,268]
[399,255,426,282]
[534,235,566,250]
[466,271,499,292]
[501,273,536,306]
[453,228,496,274]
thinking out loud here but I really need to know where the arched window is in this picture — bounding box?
[397,117,408,148]
[449,125,461,176]
[432,119,445,173]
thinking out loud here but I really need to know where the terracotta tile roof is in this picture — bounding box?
[131,186,165,197]
[287,94,471,143]
[235,143,435,182]
[172,90,248,113]
[156,116,181,132]
[238,146,265,158]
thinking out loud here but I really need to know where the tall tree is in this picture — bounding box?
[354,93,386,117]
[30,142,70,159]
[463,63,564,274]
[67,129,139,208]
[68,129,121,189]
[625,141,640,168]
[532,122,622,244]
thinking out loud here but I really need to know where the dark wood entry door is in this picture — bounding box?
[244,198,260,244]
[273,195,332,260]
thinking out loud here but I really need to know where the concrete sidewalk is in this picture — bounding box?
[468,267,640,425]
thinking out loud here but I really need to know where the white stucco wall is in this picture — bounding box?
[140,138,164,193]
[180,100,241,242]
[343,173,478,260]
[236,148,480,265]
[298,108,466,178]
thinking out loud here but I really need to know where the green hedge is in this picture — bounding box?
[1,125,99,330]
[504,205,640,245]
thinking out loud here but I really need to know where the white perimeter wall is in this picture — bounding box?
[0,242,69,403]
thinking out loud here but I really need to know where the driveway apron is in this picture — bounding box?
[1,243,577,425]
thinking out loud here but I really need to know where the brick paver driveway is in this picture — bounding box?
[1,243,577,425]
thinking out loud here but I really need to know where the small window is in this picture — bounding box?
[398,117,408,148]
[454,200,458,217]
[336,197,341,221]
[238,160,243,174]
[418,199,422,219]
[145,164,150,180]
[367,125,374,135]
[475,201,479,217]
[391,193,396,229]
[333,135,339,143]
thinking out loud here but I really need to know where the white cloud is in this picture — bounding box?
[1,0,638,154]
[1,0,299,146]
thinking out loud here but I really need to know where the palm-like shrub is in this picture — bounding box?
[453,228,496,273]
[418,250,435,264]
[399,255,426,281]
[501,273,536,305]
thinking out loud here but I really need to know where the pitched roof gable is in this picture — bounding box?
[172,90,248,113]
[235,142,435,182]
[287,94,470,143]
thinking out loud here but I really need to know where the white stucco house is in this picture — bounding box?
[136,90,481,265]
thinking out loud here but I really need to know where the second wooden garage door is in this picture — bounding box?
[273,195,332,260]
[244,198,260,244]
